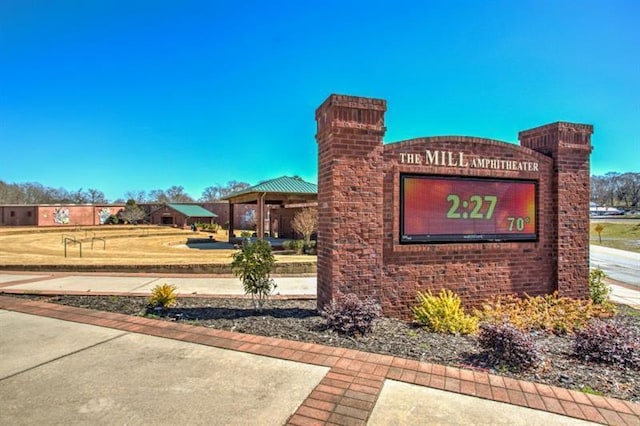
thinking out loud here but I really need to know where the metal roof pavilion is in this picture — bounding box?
[166,203,218,218]
[223,176,317,238]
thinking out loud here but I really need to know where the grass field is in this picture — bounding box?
[590,220,640,253]
[2,221,635,267]
[0,226,314,266]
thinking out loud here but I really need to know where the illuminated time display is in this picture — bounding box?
[446,195,497,219]
[401,175,537,243]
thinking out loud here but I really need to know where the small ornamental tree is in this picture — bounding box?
[291,208,317,247]
[231,239,277,309]
[119,199,146,224]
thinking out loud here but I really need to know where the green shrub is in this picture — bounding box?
[411,289,479,335]
[478,321,543,371]
[282,239,304,254]
[303,240,317,255]
[148,283,177,308]
[231,239,277,309]
[292,240,304,254]
[322,293,382,336]
[589,268,611,305]
[240,230,253,238]
[199,223,220,232]
[104,214,119,224]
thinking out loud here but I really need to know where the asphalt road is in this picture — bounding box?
[590,245,640,288]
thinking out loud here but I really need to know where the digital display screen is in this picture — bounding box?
[401,175,537,243]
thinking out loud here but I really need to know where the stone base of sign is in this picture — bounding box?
[316,94,592,319]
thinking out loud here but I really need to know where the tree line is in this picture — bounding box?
[591,172,640,208]
[0,180,250,204]
[4,173,637,208]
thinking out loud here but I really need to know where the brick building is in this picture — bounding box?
[0,204,124,227]
[147,203,218,227]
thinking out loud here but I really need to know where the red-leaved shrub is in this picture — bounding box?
[321,293,382,336]
[573,319,640,369]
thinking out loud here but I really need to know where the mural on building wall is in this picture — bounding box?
[53,207,70,224]
[98,208,111,224]
[242,209,256,229]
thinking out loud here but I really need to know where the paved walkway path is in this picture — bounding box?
[1,272,639,424]
[1,271,637,309]
[0,272,316,298]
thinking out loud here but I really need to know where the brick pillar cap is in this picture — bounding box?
[316,94,387,118]
[519,121,594,139]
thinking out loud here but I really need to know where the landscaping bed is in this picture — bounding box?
[10,294,640,403]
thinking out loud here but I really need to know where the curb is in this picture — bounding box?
[0,289,316,300]
[0,262,317,275]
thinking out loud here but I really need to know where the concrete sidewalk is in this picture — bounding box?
[1,271,638,309]
[608,282,640,309]
[0,272,316,298]
[2,296,630,425]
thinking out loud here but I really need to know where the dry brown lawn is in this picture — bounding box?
[0,226,314,265]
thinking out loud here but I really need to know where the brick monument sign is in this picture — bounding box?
[315,94,593,319]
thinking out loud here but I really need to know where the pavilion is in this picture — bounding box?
[223,176,317,238]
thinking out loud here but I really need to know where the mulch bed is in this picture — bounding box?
[10,294,640,403]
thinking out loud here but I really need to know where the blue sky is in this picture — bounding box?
[1,0,638,202]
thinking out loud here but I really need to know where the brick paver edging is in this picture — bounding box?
[0,288,315,300]
[1,295,638,426]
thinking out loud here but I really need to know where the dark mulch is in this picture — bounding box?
[9,294,640,403]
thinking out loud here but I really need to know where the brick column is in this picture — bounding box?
[228,203,235,237]
[315,94,387,309]
[519,122,593,298]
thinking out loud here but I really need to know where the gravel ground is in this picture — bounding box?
[12,294,640,403]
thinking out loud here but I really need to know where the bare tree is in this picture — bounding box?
[225,180,251,197]
[21,182,56,204]
[604,172,621,206]
[119,200,146,224]
[618,173,640,207]
[124,190,147,204]
[0,181,22,203]
[147,186,194,203]
[87,188,107,204]
[148,189,170,203]
[166,185,194,203]
[591,172,640,208]
[201,185,224,201]
[291,207,318,245]
[591,175,607,206]
[200,181,251,201]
